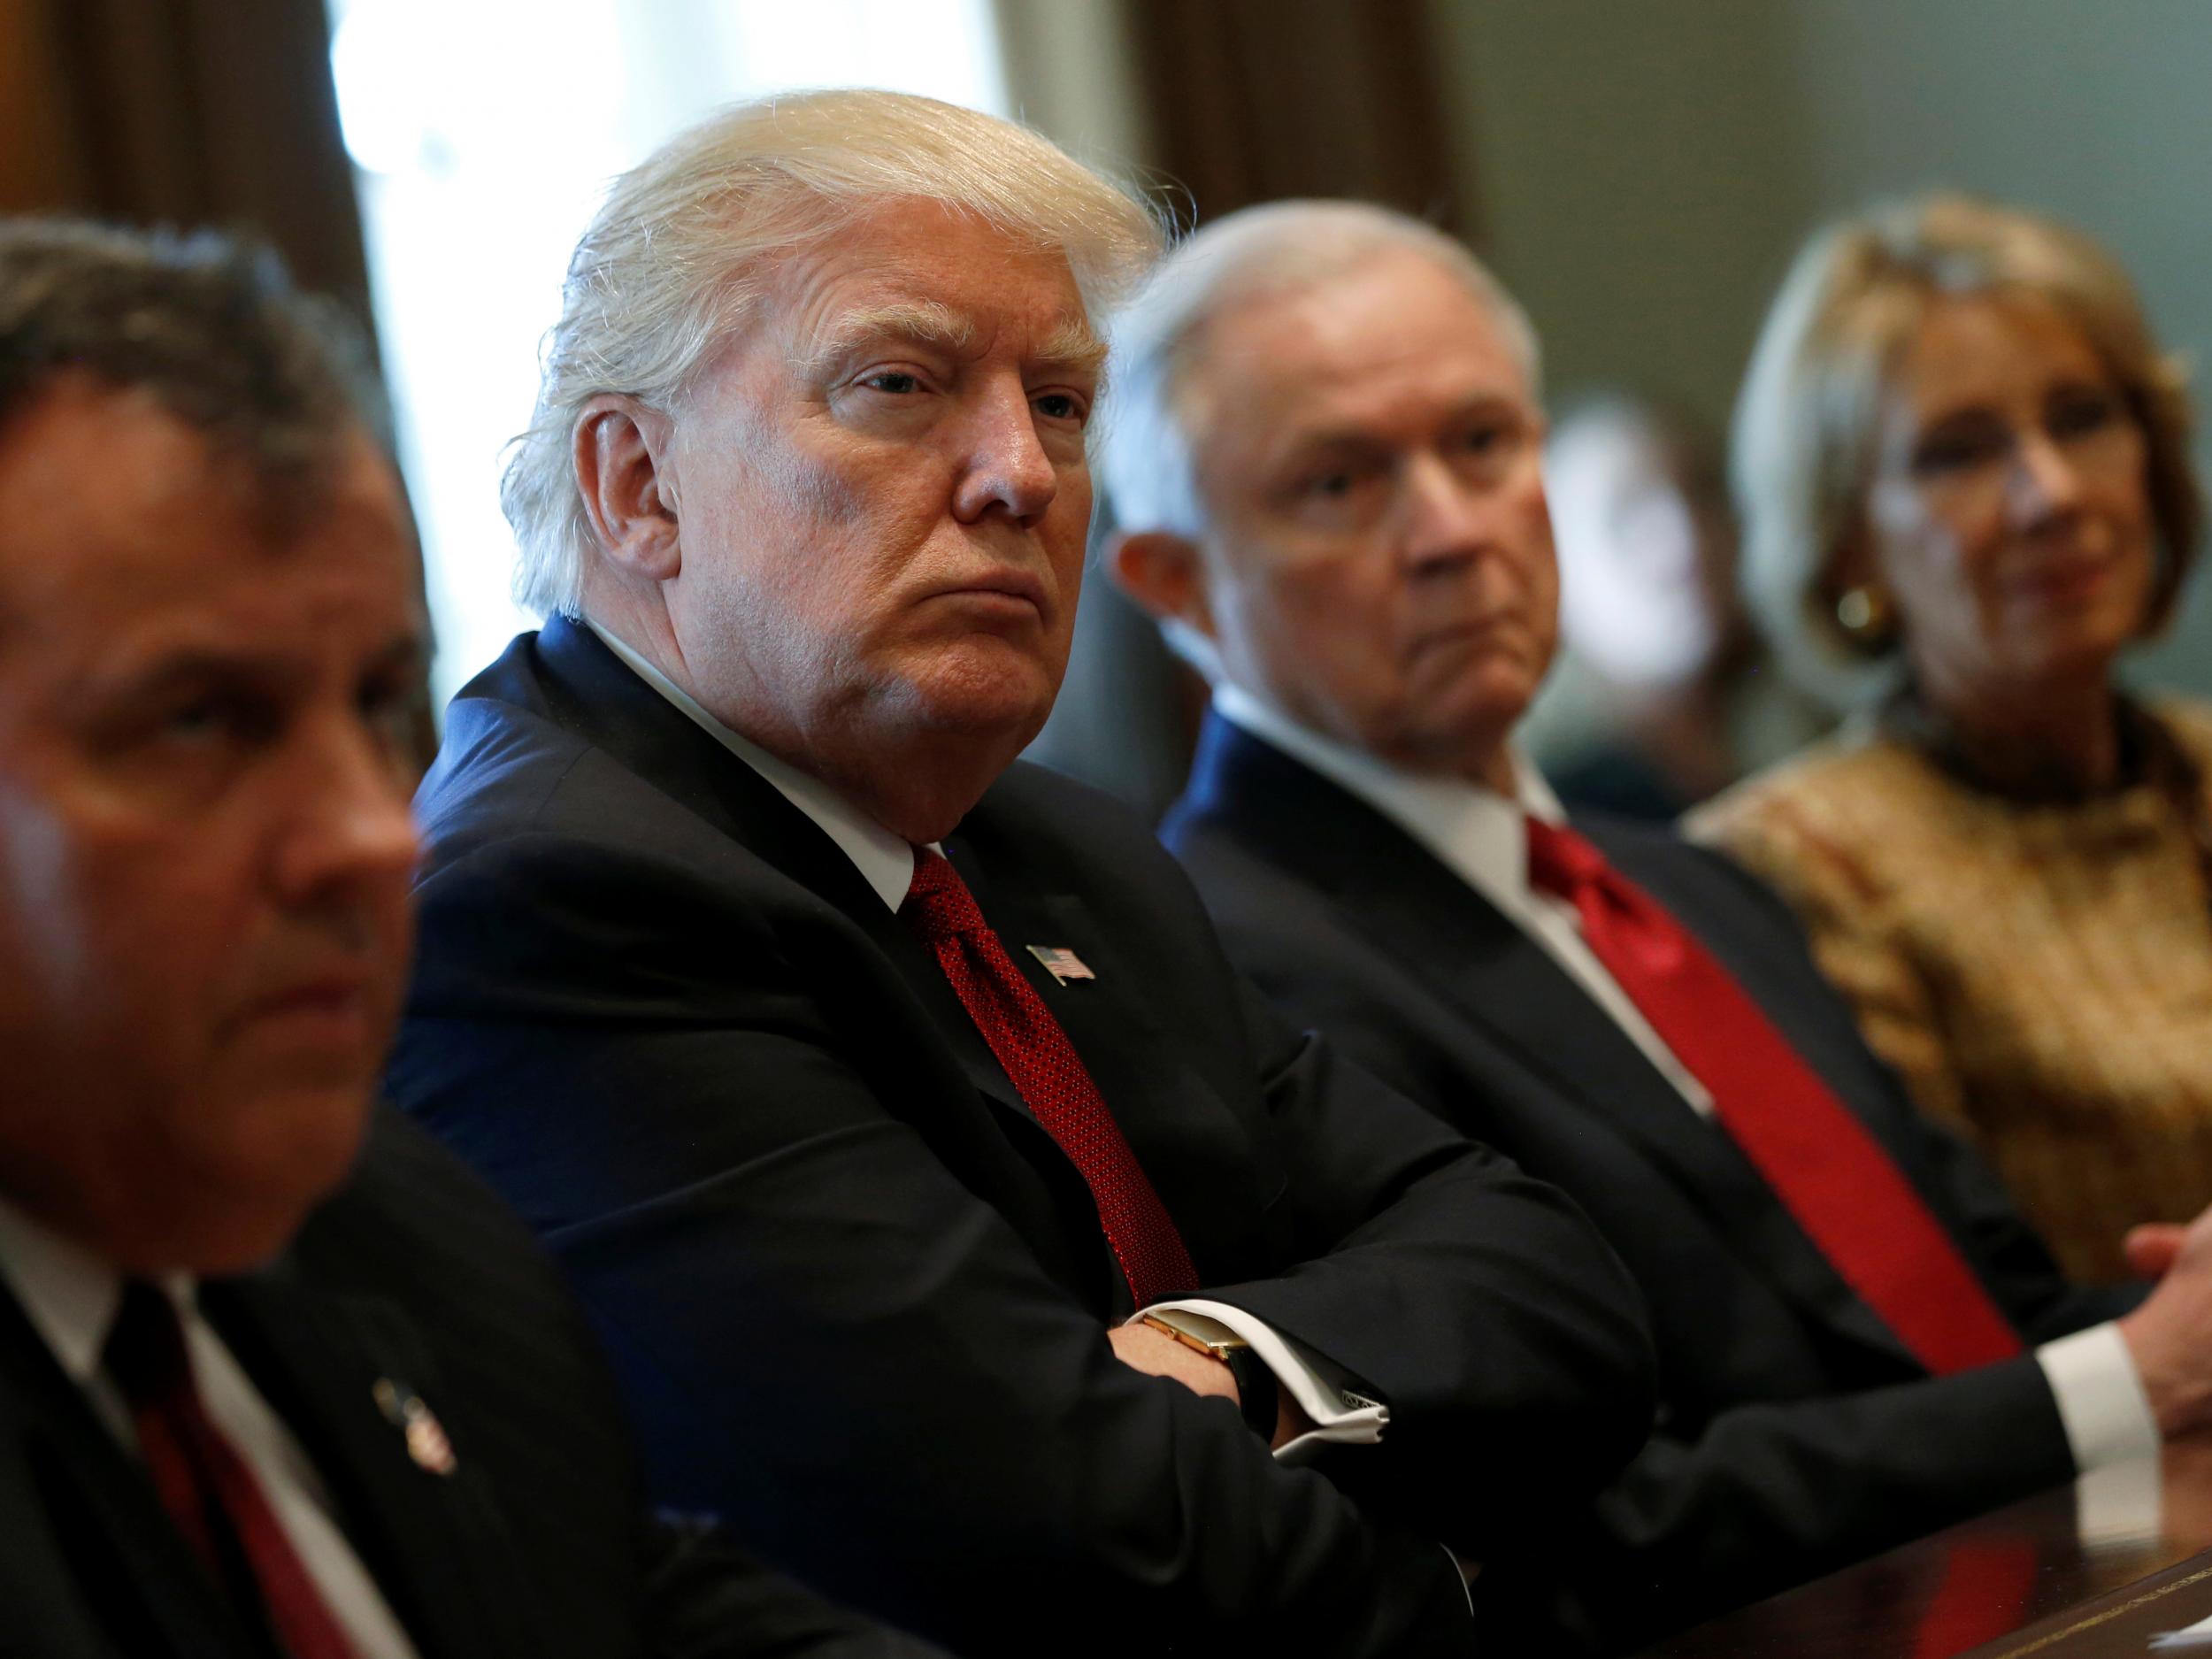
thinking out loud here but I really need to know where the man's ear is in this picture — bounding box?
[573,396,680,581]
[1107,530,1216,641]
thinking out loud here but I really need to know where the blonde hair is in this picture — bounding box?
[503,88,1164,618]
[1732,193,2200,707]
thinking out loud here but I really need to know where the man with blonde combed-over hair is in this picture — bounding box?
[391,89,1655,1659]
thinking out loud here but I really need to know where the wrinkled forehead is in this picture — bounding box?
[0,386,417,657]
[1191,253,1537,459]
[749,200,1105,375]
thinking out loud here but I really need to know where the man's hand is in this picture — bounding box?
[2130,1224,2192,1279]
[1108,1321,1240,1404]
[2120,1204,2212,1437]
[1109,1324,1325,1451]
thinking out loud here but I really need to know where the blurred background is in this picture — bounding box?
[2,0,2203,812]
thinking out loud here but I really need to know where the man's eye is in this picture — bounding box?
[1033,391,1087,424]
[858,371,921,395]
[164,692,274,746]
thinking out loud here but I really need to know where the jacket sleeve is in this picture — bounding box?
[1196,857,2115,1654]
[1198,979,1661,1551]
[393,830,1490,1659]
[1679,838,2147,1342]
[1486,1359,2076,1651]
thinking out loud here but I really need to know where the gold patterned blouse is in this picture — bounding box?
[1687,700,2212,1282]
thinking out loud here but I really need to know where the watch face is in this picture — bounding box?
[1145,1310,1247,1355]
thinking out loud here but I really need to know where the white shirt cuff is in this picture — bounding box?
[2038,1320,2161,1473]
[1133,1297,1389,1465]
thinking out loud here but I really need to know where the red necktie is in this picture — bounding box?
[902,848,1199,1308]
[1525,817,2022,1376]
[104,1281,360,1659]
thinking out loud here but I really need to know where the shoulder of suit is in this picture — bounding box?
[975,760,1171,861]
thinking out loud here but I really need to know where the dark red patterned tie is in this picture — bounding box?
[104,1281,360,1659]
[902,848,1199,1308]
[1525,817,2023,1376]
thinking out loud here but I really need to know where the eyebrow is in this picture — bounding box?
[93,625,427,707]
[797,304,1109,384]
[1034,317,1110,382]
[799,302,978,378]
[1276,394,1529,465]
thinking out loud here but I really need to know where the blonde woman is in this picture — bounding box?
[1693,194,2209,1281]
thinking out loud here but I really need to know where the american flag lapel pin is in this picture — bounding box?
[1025,945,1096,985]
[373,1377,458,1477]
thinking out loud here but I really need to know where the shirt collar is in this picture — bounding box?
[585,618,919,911]
[1210,681,1563,910]
[0,1198,127,1384]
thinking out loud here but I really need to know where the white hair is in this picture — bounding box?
[1095,199,1540,546]
[503,88,1165,619]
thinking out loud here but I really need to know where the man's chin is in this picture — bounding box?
[890,647,1062,744]
[150,1087,373,1272]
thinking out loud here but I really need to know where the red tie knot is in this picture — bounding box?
[1525,816,1609,900]
[902,848,987,945]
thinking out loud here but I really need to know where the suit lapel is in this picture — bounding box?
[515,619,1101,1300]
[948,848,1280,1293]
[0,1280,256,1657]
[201,1271,534,1659]
[1180,716,1917,1369]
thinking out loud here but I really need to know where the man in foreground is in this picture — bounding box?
[1103,199,2212,1651]
[0,219,929,1659]
[389,90,1655,1658]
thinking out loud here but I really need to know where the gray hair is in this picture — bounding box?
[1733,192,2201,709]
[503,88,1165,619]
[0,218,376,518]
[1096,199,1540,545]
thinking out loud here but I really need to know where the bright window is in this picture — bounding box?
[330,0,1009,706]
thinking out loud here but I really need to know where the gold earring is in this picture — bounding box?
[1834,584,1897,653]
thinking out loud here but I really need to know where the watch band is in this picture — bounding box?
[1224,1344,1279,1440]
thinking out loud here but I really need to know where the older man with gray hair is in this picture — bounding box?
[1109,200,2212,1653]
[390,92,1655,1659]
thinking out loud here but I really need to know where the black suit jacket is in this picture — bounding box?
[0,1111,929,1659]
[1162,714,2143,1653]
[387,618,1657,1659]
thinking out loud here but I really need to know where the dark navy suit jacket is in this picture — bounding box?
[1163,712,2143,1653]
[386,618,1658,1659]
[0,1111,923,1659]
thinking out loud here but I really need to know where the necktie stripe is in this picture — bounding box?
[1525,818,2022,1377]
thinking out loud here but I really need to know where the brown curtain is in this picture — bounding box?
[0,0,442,762]
[0,0,373,325]
[1123,0,1465,231]
[1025,0,1470,817]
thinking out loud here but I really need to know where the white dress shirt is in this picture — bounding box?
[0,1200,422,1659]
[585,620,1386,1461]
[1211,683,2160,1479]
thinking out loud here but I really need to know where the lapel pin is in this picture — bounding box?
[373,1377,458,1478]
[1025,945,1096,985]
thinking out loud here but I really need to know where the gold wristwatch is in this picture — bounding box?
[1140,1310,1278,1438]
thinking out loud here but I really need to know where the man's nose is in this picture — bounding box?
[274,719,420,904]
[1399,453,1488,568]
[950,383,1060,526]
